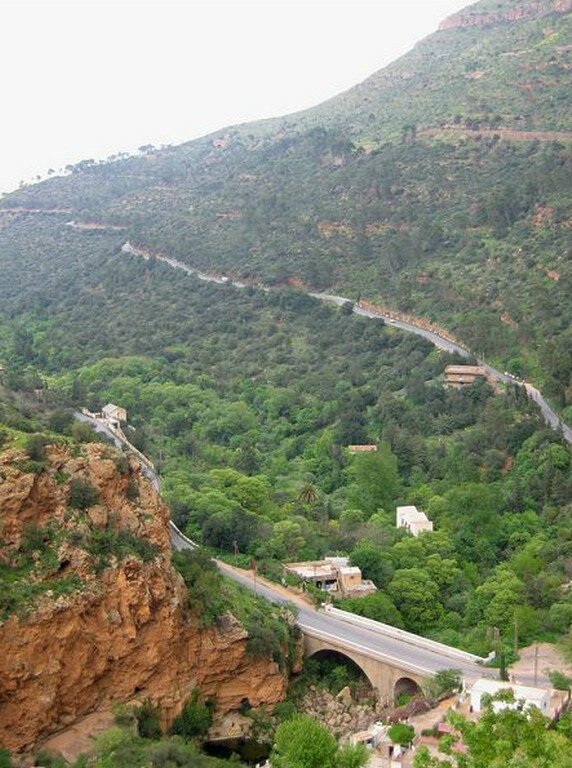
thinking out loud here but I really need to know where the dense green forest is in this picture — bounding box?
[1,1,572,764]
[1,0,570,404]
[0,224,570,659]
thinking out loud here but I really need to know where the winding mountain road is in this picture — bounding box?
[75,412,488,682]
[120,242,571,444]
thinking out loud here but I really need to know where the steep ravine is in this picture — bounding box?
[0,442,293,753]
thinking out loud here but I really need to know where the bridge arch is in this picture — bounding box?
[394,676,423,704]
[303,632,427,704]
[307,648,376,693]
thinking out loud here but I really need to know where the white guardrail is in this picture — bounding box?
[169,520,197,549]
[322,605,492,666]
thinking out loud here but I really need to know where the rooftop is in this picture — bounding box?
[470,678,549,702]
[445,365,487,376]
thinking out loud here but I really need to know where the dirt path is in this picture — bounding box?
[508,642,572,689]
[39,709,115,764]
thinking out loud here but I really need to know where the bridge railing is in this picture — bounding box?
[322,605,492,666]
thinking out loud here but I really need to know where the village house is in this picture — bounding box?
[396,505,433,536]
[444,364,492,388]
[284,557,377,598]
[468,678,550,715]
[347,445,378,454]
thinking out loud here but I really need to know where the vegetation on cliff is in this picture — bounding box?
[0,395,299,753]
[0,434,161,619]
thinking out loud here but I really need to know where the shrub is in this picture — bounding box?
[171,689,214,739]
[396,692,411,707]
[115,454,130,475]
[71,421,97,443]
[48,410,73,434]
[548,670,572,691]
[34,749,66,768]
[0,748,12,768]
[273,701,297,721]
[388,723,414,746]
[69,477,99,509]
[172,548,226,626]
[24,433,50,461]
[21,523,52,554]
[126,479,139,501]
[135,699,162,739]
[423,669,463,700]
[112,702,136,726]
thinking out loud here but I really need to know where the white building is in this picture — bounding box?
[396,505,433,536]
[284,557,377,597]
[469,678,550,714]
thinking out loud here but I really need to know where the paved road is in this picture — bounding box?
[77,413,487,679]
[120,243,570,444]
[171,525,485,680]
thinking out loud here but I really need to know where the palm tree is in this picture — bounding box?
[298,483,318,506]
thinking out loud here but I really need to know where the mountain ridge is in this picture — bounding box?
[439,0,572,29]
[1,0,570,407]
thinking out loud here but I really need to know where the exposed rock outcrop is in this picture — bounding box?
[302,686,379,740]
[439,0,572,31]
[0,443,291,752]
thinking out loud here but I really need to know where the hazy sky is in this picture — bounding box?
[1,0,470,194]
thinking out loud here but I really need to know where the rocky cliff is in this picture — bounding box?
[439,0,572,30]
[0,442,291,753]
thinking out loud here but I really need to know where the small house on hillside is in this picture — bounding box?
[101,403,127,429]
[347,445,377,454]
[445,365,490,388]
[284,557,377,598]
[396,505,433,536]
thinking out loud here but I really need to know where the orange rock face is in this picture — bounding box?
[438,0,572,30]
[0,444,290,752]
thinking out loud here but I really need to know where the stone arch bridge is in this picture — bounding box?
[299,607,489,705]
[169,523,489,705]
[304,629,426,704]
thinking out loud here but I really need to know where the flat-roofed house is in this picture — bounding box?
[284,557,377,597]
[445,365,490,388]
[347,445,377,454]
[396,505,433,536]
[469,679,550,715]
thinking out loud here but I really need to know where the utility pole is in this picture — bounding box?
[513,617,518,656]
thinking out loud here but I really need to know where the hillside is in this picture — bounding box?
[1,0,571,406]
[0,406,298,752]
